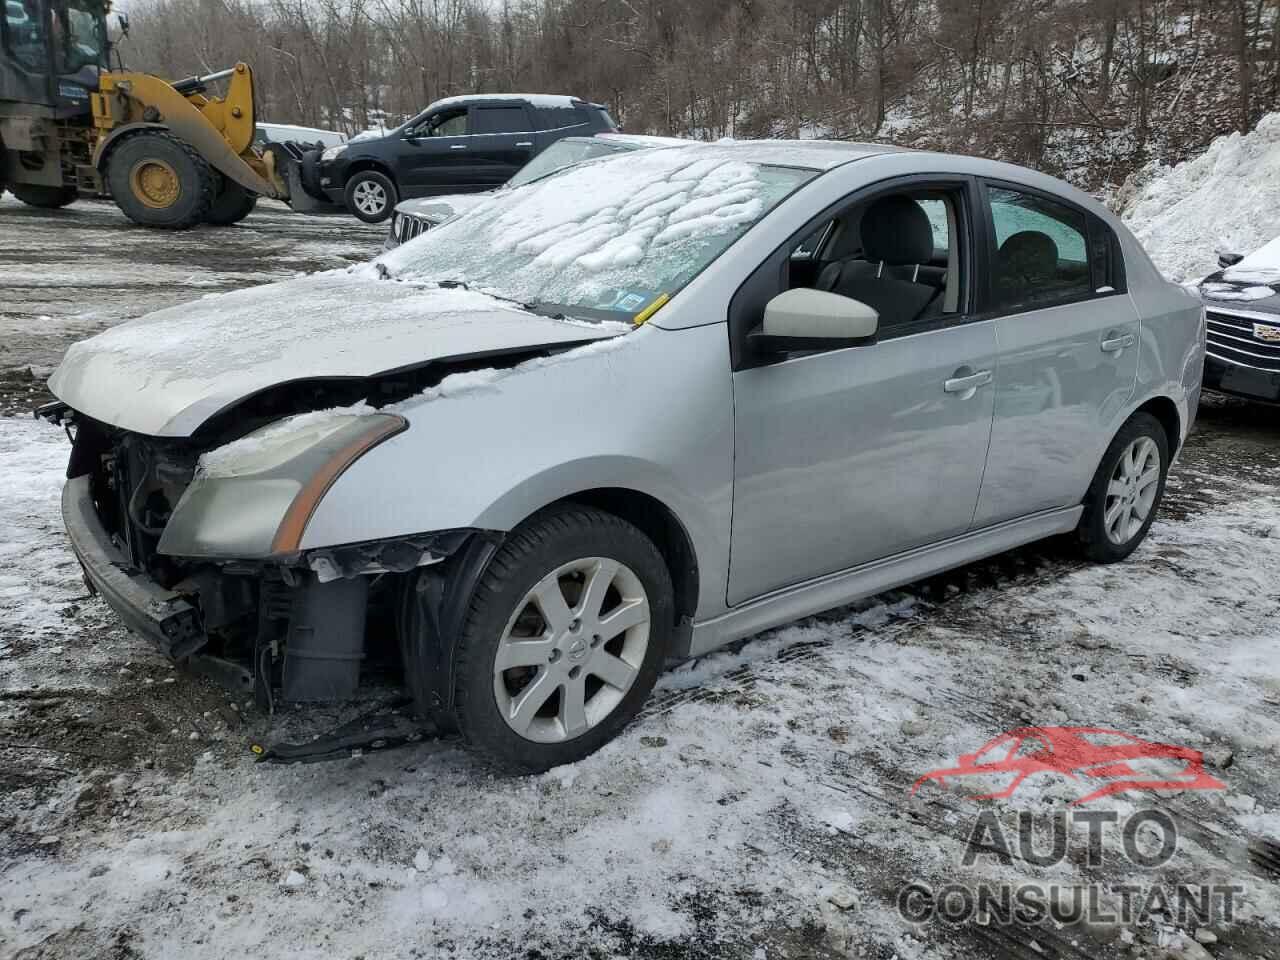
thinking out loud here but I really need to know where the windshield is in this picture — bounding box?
[54,0,106,72]
[378,147,815,322]
[506,139,624,189]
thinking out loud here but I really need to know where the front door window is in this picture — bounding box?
[4,0,49,72]
[53,0,106,73]
[426,108,468,137]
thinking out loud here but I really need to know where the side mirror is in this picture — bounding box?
[1217,251,1244,268]
[750,288,879,353]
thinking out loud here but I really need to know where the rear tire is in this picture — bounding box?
[1077,412,1169,562]
[448,506,673,774]
[205,178,258,225]
[344,169,396,223]
[10,183,78,208]
[106,132,214,229]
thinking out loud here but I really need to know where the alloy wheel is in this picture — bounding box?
[1103,436,1161,545]
[492,556,650,744]
[352,180,387,216]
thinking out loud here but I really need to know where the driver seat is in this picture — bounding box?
[817,195,941,328]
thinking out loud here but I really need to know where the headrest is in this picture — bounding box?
[998,231,1059,283]
[860,195,935,266]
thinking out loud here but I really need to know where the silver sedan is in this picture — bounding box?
[47,141,1204,772]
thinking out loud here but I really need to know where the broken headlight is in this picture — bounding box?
[157,411,407,560]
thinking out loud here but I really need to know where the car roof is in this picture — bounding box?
[593,133,692,149]
[258,122,343,136]
[578,139,903,172]
[425,93,585,111]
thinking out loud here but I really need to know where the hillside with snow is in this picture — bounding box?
[1120,112,1280,282]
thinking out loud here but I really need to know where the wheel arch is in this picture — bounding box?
[345,158,397,185]
[1132,394,1181,457]
[553,487,700,636]
[93,121,169,170]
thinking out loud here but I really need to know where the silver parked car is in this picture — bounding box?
[45,142,1204,772]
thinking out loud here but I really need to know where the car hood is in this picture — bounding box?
[1198,270,1280,313]
[397,192,495,224]
[49,269,624,437]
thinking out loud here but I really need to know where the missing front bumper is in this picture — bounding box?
[62,474,206,658]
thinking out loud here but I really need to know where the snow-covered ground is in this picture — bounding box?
[4,144,1280,959]
[3,406,1279,959]
[1119,113,1280,283]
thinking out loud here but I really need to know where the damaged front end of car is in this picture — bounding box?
[38,383,504,733]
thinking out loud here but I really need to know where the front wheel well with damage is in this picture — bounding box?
[397,490,698,723]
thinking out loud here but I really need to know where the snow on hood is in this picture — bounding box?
[1222,234,1280,285]
[1199,281,1277,303]
[48,270,626,437]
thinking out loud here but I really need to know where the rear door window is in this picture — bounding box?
[984,185,1095,312]
[471,105,530,135]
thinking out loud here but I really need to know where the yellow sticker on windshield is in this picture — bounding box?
[633,293,670,326]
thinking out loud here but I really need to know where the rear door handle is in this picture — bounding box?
[943,370,992,394]
[515,141,533,147]
[450,144,467,150]
[1101,333,1136,353]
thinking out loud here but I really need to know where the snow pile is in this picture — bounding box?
[1120,112,1280,282]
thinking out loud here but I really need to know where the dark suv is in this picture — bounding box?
[313,94,617,223]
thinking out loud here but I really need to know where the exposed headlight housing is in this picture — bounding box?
[158,411,407,559]
[320,144,348,162]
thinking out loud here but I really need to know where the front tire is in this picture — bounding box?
[106,132,214,229]
[10,183,78,208]
[344,170,396,223]
[205,178,258,225]
[449,506,673,773]
[1077,412,1169,562]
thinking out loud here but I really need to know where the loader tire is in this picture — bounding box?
[205,179,258,226]
[10,183,78,208]
[106,132,214,229]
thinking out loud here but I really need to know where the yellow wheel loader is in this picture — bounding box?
[0,0,309,228]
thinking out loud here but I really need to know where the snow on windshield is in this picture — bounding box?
[376,148,814,319]
[1222,235,1280,286]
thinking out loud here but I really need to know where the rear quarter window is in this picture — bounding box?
[534,106,588,131]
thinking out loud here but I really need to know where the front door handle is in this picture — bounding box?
[943,369,992,395]
[515,141,533,147]
[1101,332,1136,353]
[450,144,467,150]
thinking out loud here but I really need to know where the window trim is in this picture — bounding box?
[976,178,1127,319]
[728,174,982,371]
